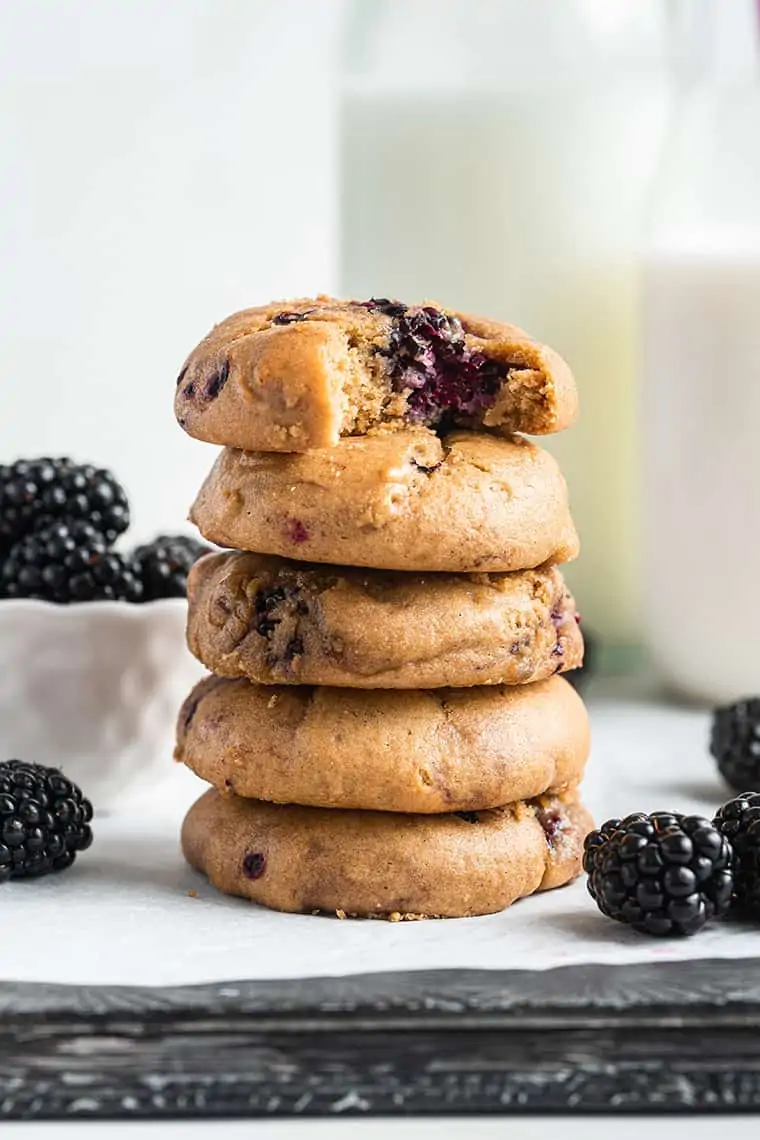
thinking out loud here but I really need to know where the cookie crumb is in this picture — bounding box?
[187,889,198,898]
[335,908,347,920]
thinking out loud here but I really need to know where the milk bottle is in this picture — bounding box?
[642,0,760,702]
[340,0,676,656]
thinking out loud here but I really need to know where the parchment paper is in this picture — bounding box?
[3,691,755,986]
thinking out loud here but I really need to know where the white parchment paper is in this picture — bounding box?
[2,691,755,986]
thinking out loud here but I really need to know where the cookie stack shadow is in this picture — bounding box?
[173,297,593,919]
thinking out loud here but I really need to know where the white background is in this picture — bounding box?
[0,0,342,542]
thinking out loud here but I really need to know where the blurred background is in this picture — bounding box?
[2,0,759,701]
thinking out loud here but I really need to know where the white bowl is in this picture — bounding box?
[0,599,206,810]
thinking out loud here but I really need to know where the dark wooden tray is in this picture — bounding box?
[2,957,760,1120]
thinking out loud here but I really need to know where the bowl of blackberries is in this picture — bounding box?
[0,457,208,807]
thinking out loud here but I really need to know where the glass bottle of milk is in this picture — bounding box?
[642,0,760,703]
[339,0,677,659]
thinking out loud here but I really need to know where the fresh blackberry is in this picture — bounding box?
[584,811,733,936]
[1,520,142,603]
[0,760,93,881]
[132,534,210,601]
[0,457,129,548]
[714,793,760,914]
[711,699,760,792]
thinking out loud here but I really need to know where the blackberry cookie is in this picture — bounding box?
[186,552,583,689]
[190,429,579,573]
[176,675,589,813]
[181,787,592,918]
[175,296,578,452]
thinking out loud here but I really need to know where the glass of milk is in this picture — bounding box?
[339,0,678,660]
[641,0,760,703]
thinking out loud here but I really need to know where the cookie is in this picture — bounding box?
[181,787,593,918]
[176,675,590,813]
[186,551,583,689]
[190,430,579,573]
[174,295,578,452]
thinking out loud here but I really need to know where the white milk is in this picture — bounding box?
[640,0,760,701]
[340,84,672,647]
[642,248,760,703]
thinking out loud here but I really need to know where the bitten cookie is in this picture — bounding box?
[181,788,593,919]
[186,552,583,689]
[189,430,579,573]
[175,295,578,452]
[176,675,590,813]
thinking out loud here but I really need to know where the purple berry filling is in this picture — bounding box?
[253,587,308,670]
[272,310,313,325]
[285,518,309,544]
[537,807,568,848]
[550,605,567,629]
[354,297,408,319]
[368,302,506,425]
[550,605,567,656]
[242,851,266,879]
[253,586,291,638]
[410,457,442,475]
[183,694,202,732]
[283,636,304,664]
[204,358,230,401]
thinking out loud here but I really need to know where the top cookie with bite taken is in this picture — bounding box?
[174,295,578,452]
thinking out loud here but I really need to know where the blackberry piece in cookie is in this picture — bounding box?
[175,295,578,452]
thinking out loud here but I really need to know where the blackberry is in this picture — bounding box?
[0,760,93,881]
[584,811,733,936]
[1,520,143,603]
[710,699,760,792]
[0,457,129,548]
[132,534,210,601]
[714,793,760,914]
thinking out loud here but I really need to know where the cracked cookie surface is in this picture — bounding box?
[190,429,579,573]
[175,295,578,452]
[176,675,589,813]
[186,551,583,689]
[181,787,593,918]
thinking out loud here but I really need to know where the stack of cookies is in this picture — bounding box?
[173,296,592,919]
